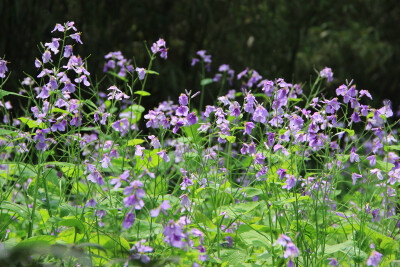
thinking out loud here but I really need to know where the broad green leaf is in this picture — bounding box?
[194,212,216,229]
[131,219,163,239]
[0,89,29,98]
[201,78,213,86]
[107,71,128,82]
[375,160,395,172]
[221,201,260,218]
[219,249,247,265]
[59,218,86,234]
[89,233,130,252]
[0,128,18,136]
[15,235,56,248]
[243,187,264,198]
[238,224,270,247]
[126,139,145,146]
[288,97,302,103]
[18,117,46,129]
[338,127,355,136]
[50,108,71,115]
[384,145,400,151]
[134,90,151,96]
[57,228,84,243]
[0,201,30,220]
[322,240,354,254]
[226,136,236,143]
[146,70,159,75]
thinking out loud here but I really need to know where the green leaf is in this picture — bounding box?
[107,71,128,82]
[238,224,270,247]
[384,145,400,151]
[15,235,56,248]
[0,89,29,98]
[322,240,354,254]
[59,218,86,234]
[201,78,213,86]
[219,249,247,265]
[132,219,163,239]
[338,127,355,136]
[50,108,71,115]
[0,128,18,136]
[288,97,302,102]
[375,160,395,172]
[222,201,260,218]
[134,90,151,96]
[126,139,145,146]
[0,201,30,220]
[243,187,264,198]
[18,117,47,129]
[146,70,159,75]
[226,136,236,143]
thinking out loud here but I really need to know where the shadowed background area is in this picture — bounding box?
[1,0,400,111]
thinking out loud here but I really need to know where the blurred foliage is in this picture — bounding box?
[1,0,399,109]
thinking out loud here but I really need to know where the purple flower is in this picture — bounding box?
[191,58,199,66]
[123,212,135,229]
[320,67,333,82]
[196,50,212,64]
[130,239,153,263]
[367,155,376,166]
[275,234,292,247]
[254,153,265,165]
[370,168,383,180]
[74,75,90,86]
[163,220,187,248]
[229,101,241,118]
[42,50,52,64]
[327,258,338,267]
[180,175,194,191]
[70,32,83,44]
[179,93,189,106]
[112,118,129,136]
[283,175,296,191]
[244,121,255,135]
[252,105,269,123]
[258,79,275,96]
[187,112,198,125]
[350,146,360,163]
[148,135,161,149]
[64,45,73,58]
[284,242,299,258]
[372,209,381,222]
[45,38,61,54]
[0,58,8,78]
[123,181,146,210]
[135,145,145,157]
[150,200,171,217]
[277,168,287,180]
[180,193,191,209]
[51,23,65,33]
[352,173,362,185]
[151,38,167,59]
[100,153,112,168]
[136,67,146,80]
[367,251,382,266]
[51,120,67,132]
[157,149,170,162]
[176,105,189,117]
[360,90,372,99]
[244,93,256,113]
[85,198,97,208]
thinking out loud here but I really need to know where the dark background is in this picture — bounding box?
[1,0,400,112]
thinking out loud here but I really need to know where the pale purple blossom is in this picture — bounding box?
[367,251,382,266]
[320,67,333,82]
